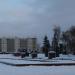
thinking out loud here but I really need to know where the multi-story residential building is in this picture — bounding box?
[0,37,37,53]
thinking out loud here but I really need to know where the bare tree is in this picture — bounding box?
[52,25,61,57]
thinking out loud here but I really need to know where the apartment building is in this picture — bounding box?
[0,37,37,53]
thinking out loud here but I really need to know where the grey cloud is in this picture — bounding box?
[0,0,75,43]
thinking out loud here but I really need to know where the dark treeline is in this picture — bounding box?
[42,26,75,57]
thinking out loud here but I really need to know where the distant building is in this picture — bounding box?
[0,37,37,53]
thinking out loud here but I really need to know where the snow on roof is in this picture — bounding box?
[48,51,56,53]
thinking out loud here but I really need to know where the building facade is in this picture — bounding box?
[0,37,37,53]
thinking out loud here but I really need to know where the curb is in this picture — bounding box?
[0,61,75,66]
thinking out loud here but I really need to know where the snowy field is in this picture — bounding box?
[0,54,75,75]
[0,63,75,75]
[0,54,75,65]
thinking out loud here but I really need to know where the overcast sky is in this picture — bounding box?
[0,0,75,43]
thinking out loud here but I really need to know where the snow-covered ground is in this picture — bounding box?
[0,63,75,75]
[0,58,75,65]
[54,54,75,60]
[0,54,75,65]
[0,54,75,60]
[0,54,75,75]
